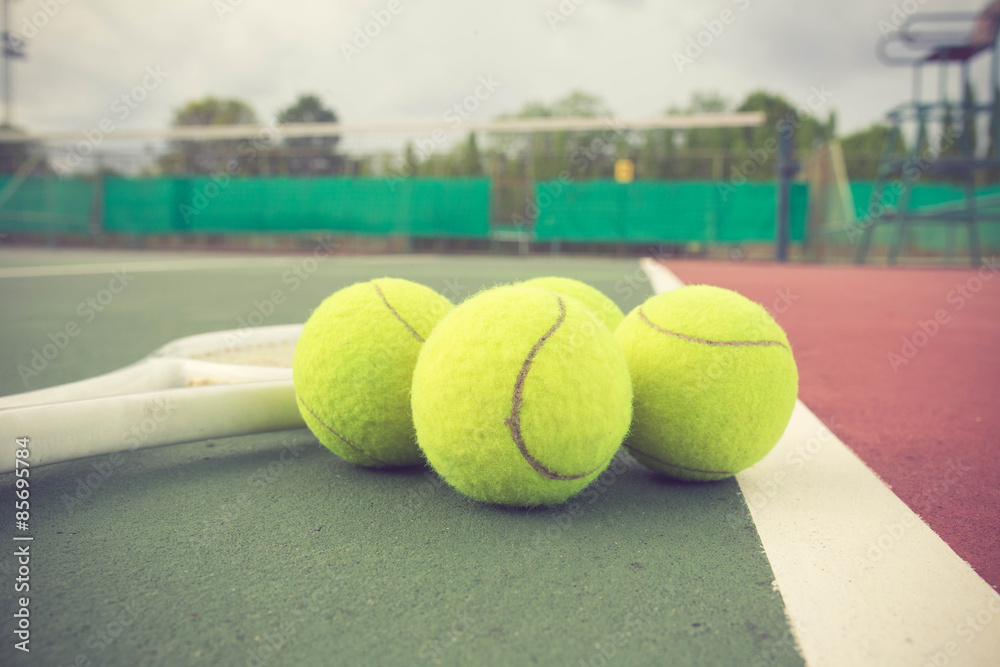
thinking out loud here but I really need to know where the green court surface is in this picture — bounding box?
[0,253,801,666]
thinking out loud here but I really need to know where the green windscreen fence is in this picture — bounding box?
[533,181,808,243]
[0,176,94,235]
[4,176,999,250]
[104,177,491,237]
[848,181,1000,250]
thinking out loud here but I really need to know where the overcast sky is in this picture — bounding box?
[8,0,992,138]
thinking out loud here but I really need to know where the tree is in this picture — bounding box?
[676,92,743,151]
[940,100,959,162]
[931,82,979,184]
[173,97,257,126]
[494,90,616,180]
[277,94,338,125]
[401,142,420,177]
[637,90,838,181]
[545,90,611,118]
[161,97,258,175]
[500,90,611,120]
[402,132,485,178]
[642,93,741,179]
[729,90,834,181]
[840,123,898,180]
[459,132,483,176]
[274,94,343,176]
[737,90,835,154]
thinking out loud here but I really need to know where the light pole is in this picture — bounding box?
[1,0,26,128]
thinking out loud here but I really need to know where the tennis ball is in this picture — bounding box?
[521,276,625,331]
[293,278,453,467]
[411,285,633,507]
[615,285,798,481]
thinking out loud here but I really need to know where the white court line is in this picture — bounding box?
[0,257,296,279]
[0,252,458,279]
[640,257,1000,667]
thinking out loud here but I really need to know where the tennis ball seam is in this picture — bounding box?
[627,445,732,476]
[372,281,425,343]
[503,295,600,482]
[296,394,389,466]
[638,307,789,349]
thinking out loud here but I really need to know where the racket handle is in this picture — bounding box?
[0,381,304,473]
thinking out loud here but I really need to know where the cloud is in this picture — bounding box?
[8,0,994,142]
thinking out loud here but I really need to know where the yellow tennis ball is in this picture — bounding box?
[293,278,453,467]
[615,285,798,481]
[521,276,625,331]
[411,285,633,506]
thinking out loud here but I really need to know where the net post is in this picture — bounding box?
[775,124,798,262]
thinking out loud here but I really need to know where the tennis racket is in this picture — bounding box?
[0,324,305,473]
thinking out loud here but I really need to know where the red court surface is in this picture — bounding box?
[666,259,1000,591]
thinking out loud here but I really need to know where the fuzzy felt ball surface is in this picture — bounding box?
[521,276,625,331]
[615,284,798,481]
[293,278,453,467]
[411,285,633,507]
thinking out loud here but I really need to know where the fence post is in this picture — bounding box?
[89,157,105,248]
[775,125,798,262]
